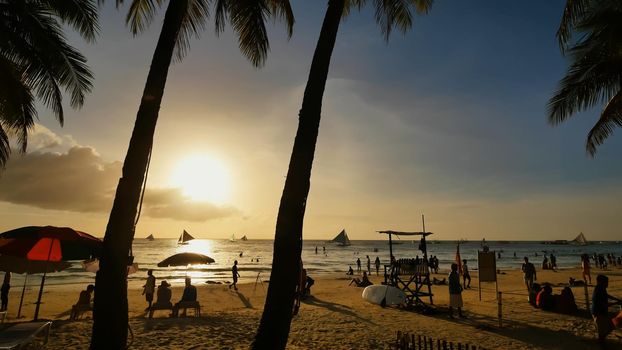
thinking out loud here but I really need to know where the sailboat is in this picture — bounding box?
[230,234,236,242]
[178,230,194,245]
[145,234,154,241]
[573,232,589,246]
[240,235,248,241]
[330,229,351,246]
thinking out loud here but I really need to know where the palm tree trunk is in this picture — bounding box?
[252,1,345,348]
[90,1,187,348]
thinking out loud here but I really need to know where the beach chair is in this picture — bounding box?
[0,321,52,349]
[148,303,174,318]
[174,301,201,317]
[70,303,93,320]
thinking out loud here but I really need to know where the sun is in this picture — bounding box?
[170,155,230,203]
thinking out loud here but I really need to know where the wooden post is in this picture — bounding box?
[497,291,503,328]
[584,284,590,311]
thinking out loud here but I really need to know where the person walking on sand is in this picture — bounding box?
[374,256,381,276]
[1,272,10,311]
[522,256,537,292]
[582,254,592,284]
[591,275,622,347]
[142,269,156,311]
[462,259,471,289]
[366,255,371,274]
[448,263,464,318]
[356,257,361,272]
[230,260,240,290]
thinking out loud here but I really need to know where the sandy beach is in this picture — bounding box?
[2,267,621,349]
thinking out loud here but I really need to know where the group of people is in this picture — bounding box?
[541,253,557,271]
[142,272,198,317]
[354,256,382,275]
[528,283,577,314]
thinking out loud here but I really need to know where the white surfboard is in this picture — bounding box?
[362,285,407,306]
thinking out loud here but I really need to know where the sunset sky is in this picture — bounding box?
[1,0,621,241]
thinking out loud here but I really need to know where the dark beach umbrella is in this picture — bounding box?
[0,255,72,318]
[157,252,215,267]
[0,226,101,320]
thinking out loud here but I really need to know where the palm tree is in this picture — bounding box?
[252,1,432,348]
[0,0,98,167]
[90,1,293,348]
[548,0,622,156]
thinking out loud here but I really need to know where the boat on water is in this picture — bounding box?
[573,232,589,246]
[240,235,248,241]
[329,229,351,246]
[146,234,154,241]
[178,230,194,245]
[230,234,236,242]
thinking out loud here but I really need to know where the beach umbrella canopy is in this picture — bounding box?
[0,226,101,261]
[0,226,101,320]
[0,255,71,274]
[157,252,215,267]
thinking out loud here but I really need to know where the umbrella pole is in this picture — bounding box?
[17,274,28,318]
[34,239,54,321]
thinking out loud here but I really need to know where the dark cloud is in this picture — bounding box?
[0,145,238,222]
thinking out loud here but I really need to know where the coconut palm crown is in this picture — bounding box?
[0,0,99,167]
[548,0,622,156]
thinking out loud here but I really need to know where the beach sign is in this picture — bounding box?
[477,250,498,300]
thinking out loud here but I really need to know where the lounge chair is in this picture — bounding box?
[0,321,51,349]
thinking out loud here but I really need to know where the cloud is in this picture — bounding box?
[0,127,239,222]
[142,188,239,222]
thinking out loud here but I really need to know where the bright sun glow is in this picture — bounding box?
[170,155,230,203]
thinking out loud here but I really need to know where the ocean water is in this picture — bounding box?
[5,239,622,289]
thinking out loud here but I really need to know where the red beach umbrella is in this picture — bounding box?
[0,226,102,320]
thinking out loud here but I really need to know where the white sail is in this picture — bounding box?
[178,230,195,244]
[331,229,351,246]
[146,234,154,241]
[230,234,236,242]
[573,232,588,245]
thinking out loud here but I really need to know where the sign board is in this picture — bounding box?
[478,251,497,282]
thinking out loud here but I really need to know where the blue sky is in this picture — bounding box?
[1,0,620,240]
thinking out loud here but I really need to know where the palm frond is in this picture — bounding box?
[586,90,622,156]
[126,0,165,35]
[556,0,590,52]
[174,0,210,61]
[44,0,100,42]
[219,0,270,67]
[267,0,294,37]
[0,56,37,157]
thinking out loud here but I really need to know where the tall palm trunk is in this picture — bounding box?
[252,0,345,348]
[90,1,187,348]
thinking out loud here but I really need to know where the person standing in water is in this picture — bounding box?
[230,260,240,290]
[356,258,361,272]
[366,256,371,274]
[374,256,381,276]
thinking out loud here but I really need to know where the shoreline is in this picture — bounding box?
[2,267,621,349]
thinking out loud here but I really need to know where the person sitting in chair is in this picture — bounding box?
[172,277,197,317]
[349,271,373,287]
[154,280,172,308]
[71,284,94,320]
